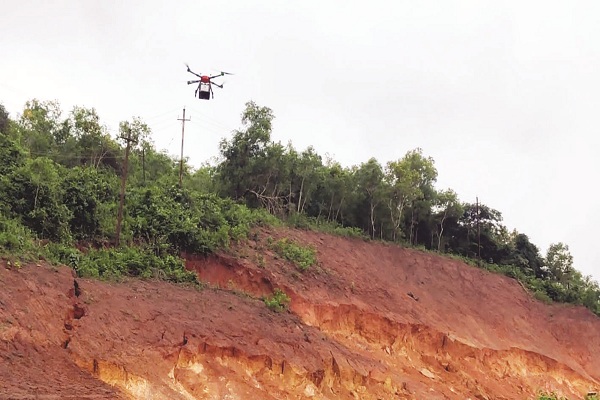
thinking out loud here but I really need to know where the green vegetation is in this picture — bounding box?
[286,212,367,239]
[535,391,598,400]
[0,101,265,283]
[0,99,599,316]
[271,238,317,271]
[537,392,568,400]
[263,288,291,312]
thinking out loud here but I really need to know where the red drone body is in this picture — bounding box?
[186,64,233,100]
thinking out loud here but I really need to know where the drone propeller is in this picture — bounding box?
[211,68,234,76]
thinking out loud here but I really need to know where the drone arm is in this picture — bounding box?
[187,79,201,85]
[186,67,203,79]
[211,82,224,89]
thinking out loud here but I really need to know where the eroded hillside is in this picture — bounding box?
[1,227,599,399]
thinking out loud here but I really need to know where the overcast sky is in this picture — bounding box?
[1,0,599,283]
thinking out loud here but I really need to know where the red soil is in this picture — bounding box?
[1,226,599,399]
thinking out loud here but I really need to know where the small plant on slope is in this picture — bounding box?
[263,289,291,312]
[537,390,568,400]
[271,238,316,271]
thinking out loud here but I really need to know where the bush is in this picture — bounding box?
[0,157,72,242]
[0,215,37,255]
[263,288,290,312]
[75,247,198,284]
[127,188,265,256]
[45,242,81,269]
[271,238,317,271]
[537,391,568,400]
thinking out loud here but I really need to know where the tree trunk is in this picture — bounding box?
[436,213,447,251]
[297,176,305,213]
[370,199,376,240]
[409,208,415,245]
[328,192,335,221]
[335,196,344,222]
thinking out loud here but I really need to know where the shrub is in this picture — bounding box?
[271,238,317,271]
[263,288,290,312]
[537,391,568,400]
[45,242,81,269]
[75,247,198,284]
[0,215,37,255]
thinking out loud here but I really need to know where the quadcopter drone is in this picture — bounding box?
[186,64,233,100]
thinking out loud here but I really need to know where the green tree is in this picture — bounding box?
[385,159,421,241]
[70,106,114,168]
[449,202,506,260]
[62,167,118,240]
[18,99,64,155]
[0,103,9,134]
[385,148,437,242]
[0,132,25,176]
[432,188,462,251]
[309,158,352,223]
[0,157,71,241]
[290,146,323,214]
[218,101,275,201]
[511,233,546,278]
[546,242,574,287]
[355,158,384,239]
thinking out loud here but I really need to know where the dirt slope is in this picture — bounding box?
[1,226,599,399]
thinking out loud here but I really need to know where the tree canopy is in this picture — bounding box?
[1,98,598,315]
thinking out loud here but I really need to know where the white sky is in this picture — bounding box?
[1,0,599,283]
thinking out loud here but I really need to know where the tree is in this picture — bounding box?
[385,159,420,241]
[319,160,352,223]
[432,189,462,251]
[355,158,384,239]
[449,202,506,260]
[18,99,63,155]
[0,132,25,176]
[71,106,121,169]
[0,103,9,134]
[546,242,574,287]
[218,101,275,200]
[385,148,438,242]
[511,233,546,278]
[0,157,71,240]
[62,167,118,240]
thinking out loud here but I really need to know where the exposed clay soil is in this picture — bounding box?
[1,226,599,399]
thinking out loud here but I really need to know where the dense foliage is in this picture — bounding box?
[0,99,598,315]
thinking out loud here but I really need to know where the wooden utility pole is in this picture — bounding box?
[115,125,137,246]
[177,107,191,187]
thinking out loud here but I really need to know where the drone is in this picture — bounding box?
[186,64,233,100]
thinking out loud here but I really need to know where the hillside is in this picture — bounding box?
[1,226,599,399]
